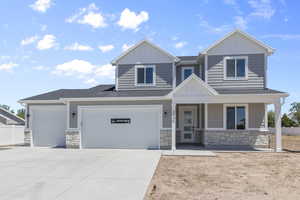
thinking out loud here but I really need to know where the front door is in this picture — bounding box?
[179,106,197,143]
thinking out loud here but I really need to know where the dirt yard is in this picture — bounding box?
[145,136,300,200]
[270,135,300,152]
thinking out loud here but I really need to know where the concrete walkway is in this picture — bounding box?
[162,150,216,156]
[0,147,161,200]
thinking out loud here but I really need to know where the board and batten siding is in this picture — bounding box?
[207,54,265,89]
[69,100,172,129]
[176,65,202,86]
[207,103,265,129]
[118,63,173,90]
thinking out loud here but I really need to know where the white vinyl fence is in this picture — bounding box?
[0,125,24,146]
[269,127,300,136]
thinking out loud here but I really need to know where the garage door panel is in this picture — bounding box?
[81,107,160,149]
[31,106,66,147]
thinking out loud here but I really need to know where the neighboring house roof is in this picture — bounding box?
[177,56,198,61]
[0,107,25,125]
[111,39,180,65]
[21,84,171,101]
[201,29,275,55]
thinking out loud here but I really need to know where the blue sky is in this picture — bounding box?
[0,0,299,113]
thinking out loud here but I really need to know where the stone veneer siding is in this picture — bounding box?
[160,129,171,149]
[65,130,80,148]
[24,129,32,146]
[204,130,270,147]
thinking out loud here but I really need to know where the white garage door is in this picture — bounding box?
[30,105,66,147]
[80,105,162,149]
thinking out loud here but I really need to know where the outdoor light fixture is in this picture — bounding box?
[26,114,30,118]
[164,111,167,117]
[71,112,76,118]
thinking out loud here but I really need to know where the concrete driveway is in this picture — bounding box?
[0,147,161,200]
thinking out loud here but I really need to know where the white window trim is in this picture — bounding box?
[223,104,249,130]
[223,56,248,80]
[134,65,156,86]
[181,66,194,82]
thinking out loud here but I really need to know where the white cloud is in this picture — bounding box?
[284,17,288,22]
[171,36,179,41]
[234,16,248,30]
[98,44,114,53]
[199,17,231,34]
[30,0,52,13]
[117,8,149,31]
[122,43,133,52]
[223,0,242,14]
[21,35,38,46]
[94,64,115,78]
[53,59,95,76]
[64,42,93,51]
[262,34,300,40]
[37,34,56,50]
[66,3,106,29]
[174,41,187,49]
[248,0,275,19]
[84,78,98,86]
[0,63,18,72]
[52,60,115,84]
[33,65,49,70]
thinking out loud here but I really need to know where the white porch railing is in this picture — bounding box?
[0,125,24,146]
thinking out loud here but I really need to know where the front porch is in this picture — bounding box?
[168,74,288,152]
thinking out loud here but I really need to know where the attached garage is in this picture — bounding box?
[30,105,66,147]
[80,105,162,149]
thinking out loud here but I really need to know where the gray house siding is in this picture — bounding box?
[207,54,265,89]
[118,63,173,90]
[249,103,266,128]
[69,100,172,129]
[207,104,223,128]
[207,103,265,129]
[176,65,202,86]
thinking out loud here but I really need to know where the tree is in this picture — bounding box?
[281,113,296,127]
[268,111,275,128]
[289,102,300,125]
[0,104,10,111]
[17,109,25,119]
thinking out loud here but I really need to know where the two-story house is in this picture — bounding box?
[20,30,288,152]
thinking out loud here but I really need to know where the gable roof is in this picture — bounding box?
[201,29,275,55]
[168,73,218,97]
[0,107,25,125]
[111,39,180,65]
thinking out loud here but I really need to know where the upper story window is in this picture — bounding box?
[224,56,248,80]
[181,67,194,81]
[135,65,155,86]
[225,104,247,130]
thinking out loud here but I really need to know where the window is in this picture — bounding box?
[224,56,247,79]
[181,67,194,81]
[225,105,247,130]
[135,65,155,85]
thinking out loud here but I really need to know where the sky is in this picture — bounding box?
[0,0,299,114]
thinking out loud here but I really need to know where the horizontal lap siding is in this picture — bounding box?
[207,104,223,128]
[207,54,265,89]
[118,63,173,90]
[249,103,265,129]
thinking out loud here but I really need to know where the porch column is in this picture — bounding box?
[274,99,282,152]
[171,102,176,151]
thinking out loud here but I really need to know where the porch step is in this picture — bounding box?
[162,150,216,156]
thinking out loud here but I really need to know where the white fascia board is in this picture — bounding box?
[111,39,180,65]
[201,29,275,55]
[18,100,64,104]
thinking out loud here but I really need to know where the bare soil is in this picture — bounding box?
[145,136,300,200]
